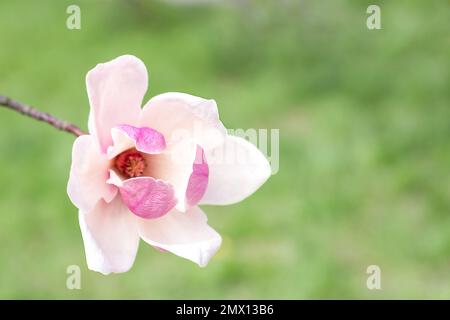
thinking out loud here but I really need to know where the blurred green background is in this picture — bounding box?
[0,0,449,299]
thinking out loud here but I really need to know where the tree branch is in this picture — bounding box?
[0,95,86,137]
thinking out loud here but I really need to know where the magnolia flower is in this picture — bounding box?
[67,55,271,274]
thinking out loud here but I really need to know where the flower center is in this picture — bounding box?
[114,149,147,178]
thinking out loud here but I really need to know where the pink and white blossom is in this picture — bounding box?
[67,55,271,274]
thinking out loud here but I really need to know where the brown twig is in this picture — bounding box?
[0,95,86,137]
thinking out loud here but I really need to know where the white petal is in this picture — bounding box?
[86,55,148,152]
[67,135,117,213]
[138,206,221,267]
[79,197,140,275]
[139,92,227,151]
[200,135,271,205]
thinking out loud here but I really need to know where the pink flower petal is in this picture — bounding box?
[107,125,166,160]
[79,197,140,275]
[138,206,221,267]
[86,55,148,153]
[139,92,227,151]
[117,176,177,219]
[114,125,166,154]
[186,146,209,207]
[200,135,271,205]
[67,135,117,213]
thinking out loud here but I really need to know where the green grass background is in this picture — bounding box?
[0,0,449,299]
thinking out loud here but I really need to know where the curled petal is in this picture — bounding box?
[107,172,177,219]
[108,125,166,159]
[115,125,166,154]
[186,146,209,207]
